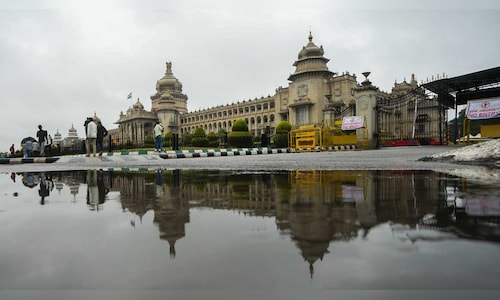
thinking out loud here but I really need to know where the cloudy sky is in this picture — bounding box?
[1,0,499,150]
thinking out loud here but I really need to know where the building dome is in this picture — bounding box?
[157,61,183,92]
[133,98,145,110]
[288,32,333,82]
[298,32,324,59]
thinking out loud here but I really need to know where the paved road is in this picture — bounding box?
[0,146,473,173]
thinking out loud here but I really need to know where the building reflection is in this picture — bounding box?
[13,169,500,275]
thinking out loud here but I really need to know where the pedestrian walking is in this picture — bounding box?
[86,118,97,157]
[96,120,108,156]
[154,121,164,152]
[36,125,48,156]
[9,144,15,157]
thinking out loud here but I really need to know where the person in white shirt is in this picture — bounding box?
[154,121,164,152]
[86,118,98,157]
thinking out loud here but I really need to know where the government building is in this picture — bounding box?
[112,32,447,149]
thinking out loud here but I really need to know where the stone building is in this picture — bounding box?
[114,61,188,146]
[111,32,445,148]
[181,32,361,137]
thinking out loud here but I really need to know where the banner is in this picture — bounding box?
[341,116,364,130]
[466,98,500,120]
[342,185,364,203]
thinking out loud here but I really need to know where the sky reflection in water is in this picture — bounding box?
[1,169,500,290]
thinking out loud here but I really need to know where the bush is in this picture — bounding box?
[191,127,209,147]
[207,132,220,148]
[276,121,292,133]
[232,119,248,132]
[143,136,154,146]
[181,133,193,147]
[272,121,292,148]
[192,136,209,147]
[207,132,219,142]
[193,127,206,137]
[273,133,289,148]
[228,119,253,147]
[228,131,253,148]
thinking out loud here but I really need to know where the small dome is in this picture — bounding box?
[133,98,144,110]
[298,32,324,59]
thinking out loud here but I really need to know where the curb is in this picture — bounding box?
[0,157,60,164]
[159,148,290,159]
[0,148,290,164]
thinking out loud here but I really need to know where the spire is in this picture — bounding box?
[166,61,172,75]
[308,31,313,42]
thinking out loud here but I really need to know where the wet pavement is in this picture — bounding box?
[0,146,479,173]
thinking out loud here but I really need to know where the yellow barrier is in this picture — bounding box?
[481,124,500,138]
[290,123,364,152]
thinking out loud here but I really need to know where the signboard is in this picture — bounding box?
[465,197,500,217]
[466,98,500,120]
[341,116,364,130]
[342,185,364,203]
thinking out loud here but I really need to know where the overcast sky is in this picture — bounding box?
[1,0,499,149]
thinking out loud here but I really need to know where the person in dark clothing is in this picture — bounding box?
[96,120,108,156]
[36,125,48,157]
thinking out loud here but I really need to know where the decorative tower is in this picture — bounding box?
[354,72,380,149]
[150,61,188,133]
[287,32,334,126]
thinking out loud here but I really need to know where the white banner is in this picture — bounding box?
[466,98,500,120]
[342,185,364,203]
[341,116,364,130]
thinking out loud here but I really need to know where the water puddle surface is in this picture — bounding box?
[1,169,499,290]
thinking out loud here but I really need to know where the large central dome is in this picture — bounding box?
[157,61,183,92]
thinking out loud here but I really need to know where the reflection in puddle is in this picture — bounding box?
[1,169,500,289]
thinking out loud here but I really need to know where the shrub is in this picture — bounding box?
[163,132,173,147]
[192,127,209,147]
[181,133,193,147]
[273,121,292,148]
[232,119,248,132]
[143,136,154,146]
[228,131,253,148]
[275,121,292,133]
[228,119,253,147]
[193,127,207,137]
[273,133,289,148]
[207,132,220,148]
[192,136,209,147]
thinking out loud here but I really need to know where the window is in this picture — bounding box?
[296,106,309,125]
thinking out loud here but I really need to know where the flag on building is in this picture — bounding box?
[127,92,132,99]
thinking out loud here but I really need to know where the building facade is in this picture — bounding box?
[112,32,446,148]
